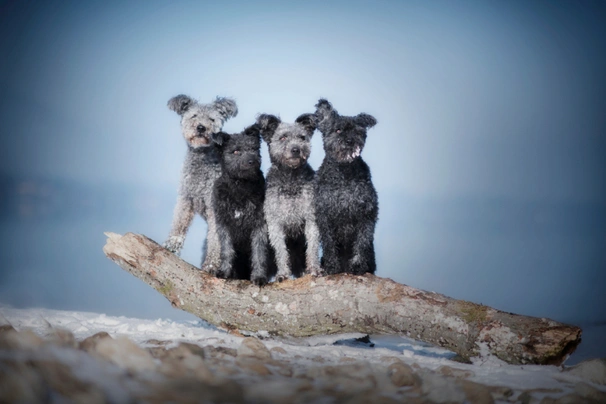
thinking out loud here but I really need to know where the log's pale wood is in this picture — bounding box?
[103,232,581,365]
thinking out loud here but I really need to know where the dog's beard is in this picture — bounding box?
[349,146,361,160]
[334,146,361,162]
[284,156,305,168]
[187,134,211,148]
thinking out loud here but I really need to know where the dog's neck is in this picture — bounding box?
[188,144,215,154]
[187,144,220,163]
[271,163,314,181]
[321,156,370,180]
[275,162,306,174]
[326,155,364,166]
[222,169,264,183]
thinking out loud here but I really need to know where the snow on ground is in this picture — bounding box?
[0,307,588,384]
[1,306,605,403]
[0,306,220,346]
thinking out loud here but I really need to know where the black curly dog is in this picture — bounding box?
[212,124,270,285]
[314,99,378,275]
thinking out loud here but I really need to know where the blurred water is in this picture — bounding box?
[0,179,200,322]
[377,191,606,325]
[0,217,199,321]
[567,324,606,365]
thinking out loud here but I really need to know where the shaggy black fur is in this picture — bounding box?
[314,99,378,275]
[212,124,270,285]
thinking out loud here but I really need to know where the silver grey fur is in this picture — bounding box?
[164,94,238,273]
[257,113,322,281]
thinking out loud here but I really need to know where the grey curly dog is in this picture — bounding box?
[257,113,323,281]
[163,94,238,273]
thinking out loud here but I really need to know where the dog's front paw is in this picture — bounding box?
[201,260,220,275]
[214,265,232,279]
[349,260,369,275]
[275,270,292,283]
[251,273,268,286]
[305,266,324,277]
[163,235,185,255]
[320,257,340,275]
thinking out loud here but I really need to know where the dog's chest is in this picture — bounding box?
[266,185,312,226]
[265,171,313,227]
[317,159,377,213]
[230,199,258,227]
[217,179,264,230]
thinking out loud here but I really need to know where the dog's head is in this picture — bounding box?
[257,113,317,169]
[168,95,238,149]
[314,99,376,163]
[214,124,262,179]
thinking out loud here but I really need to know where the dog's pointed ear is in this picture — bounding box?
[212,131,229,147]
[168,94,195,116]
[256,114,281,143]
[243,123,261,139]
[295,113,317,135]
[212,97,238,120]
[314,98,336,122]
[355,113,377,129]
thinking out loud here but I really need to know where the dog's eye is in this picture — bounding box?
[299,135,306,141]
[209,118,215,123]
[192,114,197,118]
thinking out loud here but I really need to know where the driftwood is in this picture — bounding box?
[103,232,581,365]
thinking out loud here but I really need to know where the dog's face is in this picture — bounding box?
[257,113,317,169]
[168,95,238,149]
[314,99,376,163]
[215,125,262,179]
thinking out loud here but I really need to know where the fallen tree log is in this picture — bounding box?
[103,232,581,365]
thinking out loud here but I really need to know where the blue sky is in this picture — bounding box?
[0,1,604,325]
[2,0,603,200]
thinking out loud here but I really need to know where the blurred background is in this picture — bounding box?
[0,0,604,363]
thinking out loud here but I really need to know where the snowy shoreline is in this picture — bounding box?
[1,306,605,403]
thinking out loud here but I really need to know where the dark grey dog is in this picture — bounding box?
[212,124,269,285]
[314,99,378,275]
[257,113,322,281]
[163,94,238,273]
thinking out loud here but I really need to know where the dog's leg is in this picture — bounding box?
[250,226,269,286]
[319,226,341,275]
[268,221,291,282]
[216,226,235,279]
[304,216,323,277]
[202,208,222,274]
[164,196,194,255]
[350,220,377,275]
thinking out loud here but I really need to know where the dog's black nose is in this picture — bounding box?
[197,124,206,134]
[291,147,300,156]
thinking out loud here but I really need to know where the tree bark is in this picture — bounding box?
[103,232,581,366]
